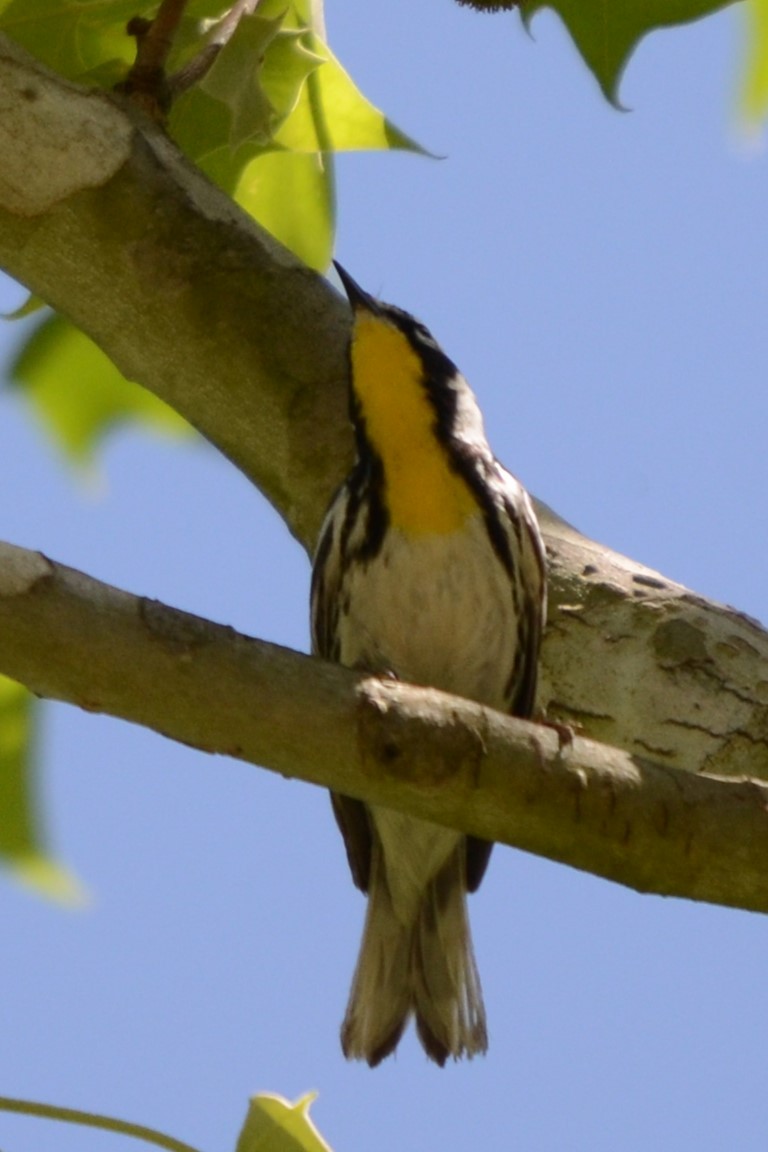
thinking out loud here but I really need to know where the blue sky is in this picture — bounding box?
[1,2,767,1151]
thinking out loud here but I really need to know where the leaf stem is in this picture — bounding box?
[0,1096,205,1152]
[170,0,259,97]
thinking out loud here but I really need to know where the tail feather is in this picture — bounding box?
[341,840,487,1066]
[412,847,488,1065]
[341,850,411,1066]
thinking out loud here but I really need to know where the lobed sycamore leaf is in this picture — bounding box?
[0,0,142,78]
[0,675,83,902]
[172,7,324,156]
[8,314,191,464]
[236,1094,333,1152]
[198,12,298,150]
[520,0,739,104]
[0,0,231,83]
[273,31,429,154]
[170,1,427,269]
[235,149,334,271]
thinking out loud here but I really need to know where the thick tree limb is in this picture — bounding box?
[0,35,351,549]
[1,36,768,787]
[2,540,768,913]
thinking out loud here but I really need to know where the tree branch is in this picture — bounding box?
[0,34,351,549]
[1,37,767,787]
[1,540,767,914]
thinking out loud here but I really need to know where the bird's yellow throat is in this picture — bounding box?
[350,312,476,535]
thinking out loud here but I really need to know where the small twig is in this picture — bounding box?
[115,0,190,123]
[169,0,260,98]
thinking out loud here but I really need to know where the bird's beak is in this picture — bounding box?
[334,261,382,315]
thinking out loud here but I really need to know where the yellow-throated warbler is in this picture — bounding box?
[311,263,547,1066]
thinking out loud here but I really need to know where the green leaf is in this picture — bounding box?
[742,0,768,123]
[236,1094,333,1152]
[173,8,323,158]
[260,22,326,129]
[8,314,191,464]
[234,149,335,271]
[0,675,82,902]
[521,0,739,103]
[273,33,429,154]
[0,0,148,79]
[169,5,426,269]
[197,11,322,150]
[0,676,38,857]
[0,0,231,84]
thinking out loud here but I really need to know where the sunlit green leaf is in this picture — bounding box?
[0,675,82,902]
[0,0,230,83]
[181,7,325,155]
[0,676,37,857]
[742,0,768,123]
[261,26,326,131]
[170,7,426,268]
[521,0,738,104]
[235,149,335,271]
[0,0,148,78]
[274,34,429,154]
[198,12,291,149]
[236,1094,333,1152]
[8,314,191,463]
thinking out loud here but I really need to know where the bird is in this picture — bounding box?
[310,261,547,1066]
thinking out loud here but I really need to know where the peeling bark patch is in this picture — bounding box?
[548,701,612,724]
[634,737,678,760]
[665,716,720,738]
[653,618,709,667]
[693,661,755,708]
[0,51,132,216]
[723,634,761,659]
[632,573,667,590]
[715,640,744,661]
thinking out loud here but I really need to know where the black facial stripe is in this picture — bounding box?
[452,449,521,580]
[341,457,389,564]
[310,517,338,658]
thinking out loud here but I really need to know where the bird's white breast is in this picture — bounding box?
[336,513,519,710]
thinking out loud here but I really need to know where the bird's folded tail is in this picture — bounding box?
[340,845,488,1066]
